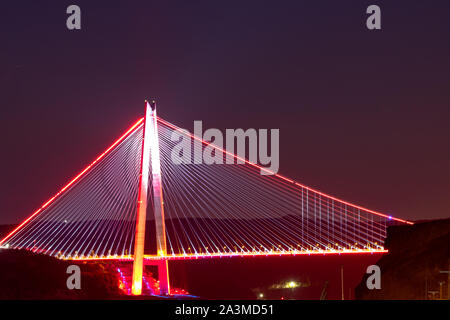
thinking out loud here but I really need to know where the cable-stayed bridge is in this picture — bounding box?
[0,101,412,296]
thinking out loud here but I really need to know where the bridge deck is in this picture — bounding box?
[63,249,388,261]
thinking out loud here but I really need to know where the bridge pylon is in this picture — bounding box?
[132,100,170,295]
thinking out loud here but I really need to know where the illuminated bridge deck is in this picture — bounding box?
[62,249,388,262]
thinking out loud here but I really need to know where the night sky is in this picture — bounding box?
[1,1,449,224]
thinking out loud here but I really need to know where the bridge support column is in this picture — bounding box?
[148,100,170,295]
[158,260,170,295]
[132,100,170,295]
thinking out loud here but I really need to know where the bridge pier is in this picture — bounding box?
[158,260,170,295]
[144,259,170,295]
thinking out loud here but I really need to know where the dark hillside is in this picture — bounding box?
[0,249,124,299]
[355,219,450,299]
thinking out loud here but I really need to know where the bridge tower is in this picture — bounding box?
[132,100,170,295]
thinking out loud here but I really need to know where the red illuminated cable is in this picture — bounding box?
[0,118,144,246]
[157,118,413,225]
